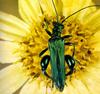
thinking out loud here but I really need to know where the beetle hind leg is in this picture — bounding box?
[40,55,52,79]
[65,55,75,76]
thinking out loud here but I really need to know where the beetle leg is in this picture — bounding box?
[40,55,52,79]
[39,48,48,57]
[65,42,75,57]
[43,18,52,36]
[45,29,52,36]
[65,55,75,76]
[45,23,52,36]
[52,81,54,88]
[62,35,72,39]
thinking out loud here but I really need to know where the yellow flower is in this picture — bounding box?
[0,0,100,94]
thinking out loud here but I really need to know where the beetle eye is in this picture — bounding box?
[53,21,57,26]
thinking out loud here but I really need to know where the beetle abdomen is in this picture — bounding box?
[49,37,65,91]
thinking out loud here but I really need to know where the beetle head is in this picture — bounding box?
[52,22,64,36]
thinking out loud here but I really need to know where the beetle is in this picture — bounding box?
[39,0,100,92]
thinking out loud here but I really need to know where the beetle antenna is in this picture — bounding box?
[38,0,44,14]
[62,5,100,23]
[52,0,59,22]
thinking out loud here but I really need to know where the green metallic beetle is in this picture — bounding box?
[39,0,100,92]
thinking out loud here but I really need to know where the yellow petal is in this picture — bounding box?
[0,31,22,41]
[39,0,63,17]
[0,11,30,35]
[0,63,28,94]
[20,78,40,94]
[18,0,42,24]
[62,0,85,17]
[0,41,20,63]
[0,12,30,41]
[80,62,100,94]
[20,78,53,94]
[90,31,100,51]
[62,0,75,17]
[83,9,100,30]
[71,79,90,94]
[94,44,100,52]
[53,0,63,16]
[77,0,96,21]
[62,0,95,19]
[63,82,77,94]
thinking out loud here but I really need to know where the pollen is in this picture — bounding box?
[16,14,98,82]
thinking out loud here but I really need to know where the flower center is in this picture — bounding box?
[17,15,97,80]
